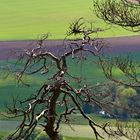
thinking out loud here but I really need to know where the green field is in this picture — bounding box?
[0,1,140,139]
[0,119,135,140]
[0,0,138,40]
[63,137,96,140]
[0,52,140,111]
[0,121,99,138]
[0,57,107,111]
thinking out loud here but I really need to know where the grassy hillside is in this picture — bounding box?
[0,57,107,111]
[0,121,132,139]
[0,0,138,40]
[1,51,140,111]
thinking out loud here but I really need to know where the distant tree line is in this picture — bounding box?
[83,81,140,120]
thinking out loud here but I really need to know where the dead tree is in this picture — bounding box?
[93,0,140,139]
[5,18,113,140]
[94,0,140,32]
[98,55,140,140]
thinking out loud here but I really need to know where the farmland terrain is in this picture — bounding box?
[0,0,138,40]
[0,0,140,139]
[0,35,140,111]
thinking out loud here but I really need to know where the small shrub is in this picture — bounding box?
[0,131,9,140]
[34,130,49,140]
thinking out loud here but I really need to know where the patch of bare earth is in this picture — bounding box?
[0,36,140,60]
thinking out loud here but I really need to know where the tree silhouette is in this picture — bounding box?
[5,1,140,140]
[94,0,140,139]
[6,19,112,140]
[94,0,140,32]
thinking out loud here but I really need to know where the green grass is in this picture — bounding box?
[0,116,139,140]
[0,130,95,140]
[0,0,138,40]
[63,136,96,140]
[0,121,132,139]
[0,131,9,140]
[0,57,107,111]
[0,52,140,111]
[0,122,105,139]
